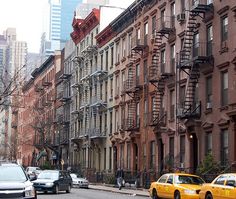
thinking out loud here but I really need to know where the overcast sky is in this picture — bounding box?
[0,0,134,53]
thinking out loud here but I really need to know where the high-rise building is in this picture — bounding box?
[0,28,27,161]
[40,0,82,63]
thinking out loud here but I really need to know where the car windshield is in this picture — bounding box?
[0,166,27,182]
[28,167,40,171]
[175,175,204,185]
[70,174,77,179]
[37,171,59,180]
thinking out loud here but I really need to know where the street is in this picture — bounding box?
[37,188,148,199]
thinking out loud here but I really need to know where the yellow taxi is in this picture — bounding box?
[199,173,236,199]
[149,173,205,199]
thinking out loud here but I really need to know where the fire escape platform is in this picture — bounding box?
[191,3,214,14]
[179,55,213,69]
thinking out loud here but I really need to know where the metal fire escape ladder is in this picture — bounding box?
[149,31,166,126]
[178,9,200,118]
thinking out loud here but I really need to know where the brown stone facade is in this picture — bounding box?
[17,54,60,167]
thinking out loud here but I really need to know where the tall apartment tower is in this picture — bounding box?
[40,0,82,63]
[0,28,27,160]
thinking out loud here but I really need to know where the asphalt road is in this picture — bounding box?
[37,188,147,199]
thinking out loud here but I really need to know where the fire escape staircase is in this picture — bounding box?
[178,2,213,119]
[125,101,139,132]
[149,31,169,128]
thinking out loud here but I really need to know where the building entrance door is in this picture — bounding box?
[190,133,198,173]
[158,138,164,175]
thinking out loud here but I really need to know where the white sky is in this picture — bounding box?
[0,0,134,53]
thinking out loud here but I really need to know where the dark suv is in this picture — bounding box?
[0,161,37,198]
[33,170,72,194]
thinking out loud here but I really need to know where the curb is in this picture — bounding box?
[89,185,149,197]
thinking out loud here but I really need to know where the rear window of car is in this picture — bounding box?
[0,165,27,182]
[38,171,59,180]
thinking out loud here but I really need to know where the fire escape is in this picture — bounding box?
[177,1,214,119]
[149,15,175,129]
[123,31,147,132]
[89,63,108,140]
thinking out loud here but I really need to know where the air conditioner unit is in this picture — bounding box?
[177,13,186,23]
[206,102,212,109]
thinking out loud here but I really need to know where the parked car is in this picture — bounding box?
[149,173,205,199]
[0,161,37,199]
[199,173,236,199]
[33,170,72,194]
[26,166,42,178]
[70,173,89,188]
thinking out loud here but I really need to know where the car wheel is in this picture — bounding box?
[66,184,71,193]
[152,189,159,199]
[205,193,213,199]
[54,185,59,194]
[174,191,181,199]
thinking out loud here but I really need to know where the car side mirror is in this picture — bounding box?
[29,175,37,181]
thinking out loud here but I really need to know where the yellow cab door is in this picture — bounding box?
[156,174,169,198]
[223,174,236,199]
[164,174,175,198]
[211,174,228,199]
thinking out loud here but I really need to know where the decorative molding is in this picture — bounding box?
[217,5,230,15]
[126,27,133,33]
[216,61,230,70]
[158,2,166,10]
[143,16,149,22]
[202,121,214,130]
[149,9,157,16]
[217,117,230,127]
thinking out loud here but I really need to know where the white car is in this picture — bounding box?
[26,166,42,178]
[70,173,89,188]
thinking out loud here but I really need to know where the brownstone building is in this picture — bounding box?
[17,53,60,166]
[100,0,236,186]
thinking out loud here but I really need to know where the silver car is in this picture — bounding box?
[70,173,89,188]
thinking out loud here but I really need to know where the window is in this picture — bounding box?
[221,16,228,42]
[144,23,148,45]
[111,47,114,66]
[100,84,103,100]
[161,50,166,73]
[104,113,107,134]
[144,99,148,126]
[170,3,175,27]
[122,37,126,57]
[161,9,165,28]
[105,50,109,70]
[221,71,228,106]
[144,60,148,84]
[169,137,174,167]
[171,45,175,73]
[152,16,156,34]
[105,81,108,102]
[205,132,212,155]
[180,135,185,164]
[170,90,175,120]
[128,34,132,56]
[158,175,168,183]
[214,175,227,185]
[136,102,140,127]
[116,42,120,63]
[115,109,118,132]
[226,175,236,187]
[150,141,155,169]
[104,148,106,170]
[206,76,212,108]
[127,143,131,169]
[207,25,213,56]
[115,75,119,96]
[136,64,140,85]
[193,33,199,57]
[181,0,185,12]
[137,28,141,44]
[167,175,174,184]
[109,111,113,135]
[109,147,112,170]
[143,144,146,169]
[100,54,103,70]
[110,78,113,98]
[221,129,229,165]
[120,144,124,168]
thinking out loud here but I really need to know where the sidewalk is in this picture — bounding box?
[89,183,150,197]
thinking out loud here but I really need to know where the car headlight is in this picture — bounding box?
[25,185,36,197]
[184,189,196,195]
[46,182,54,186]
